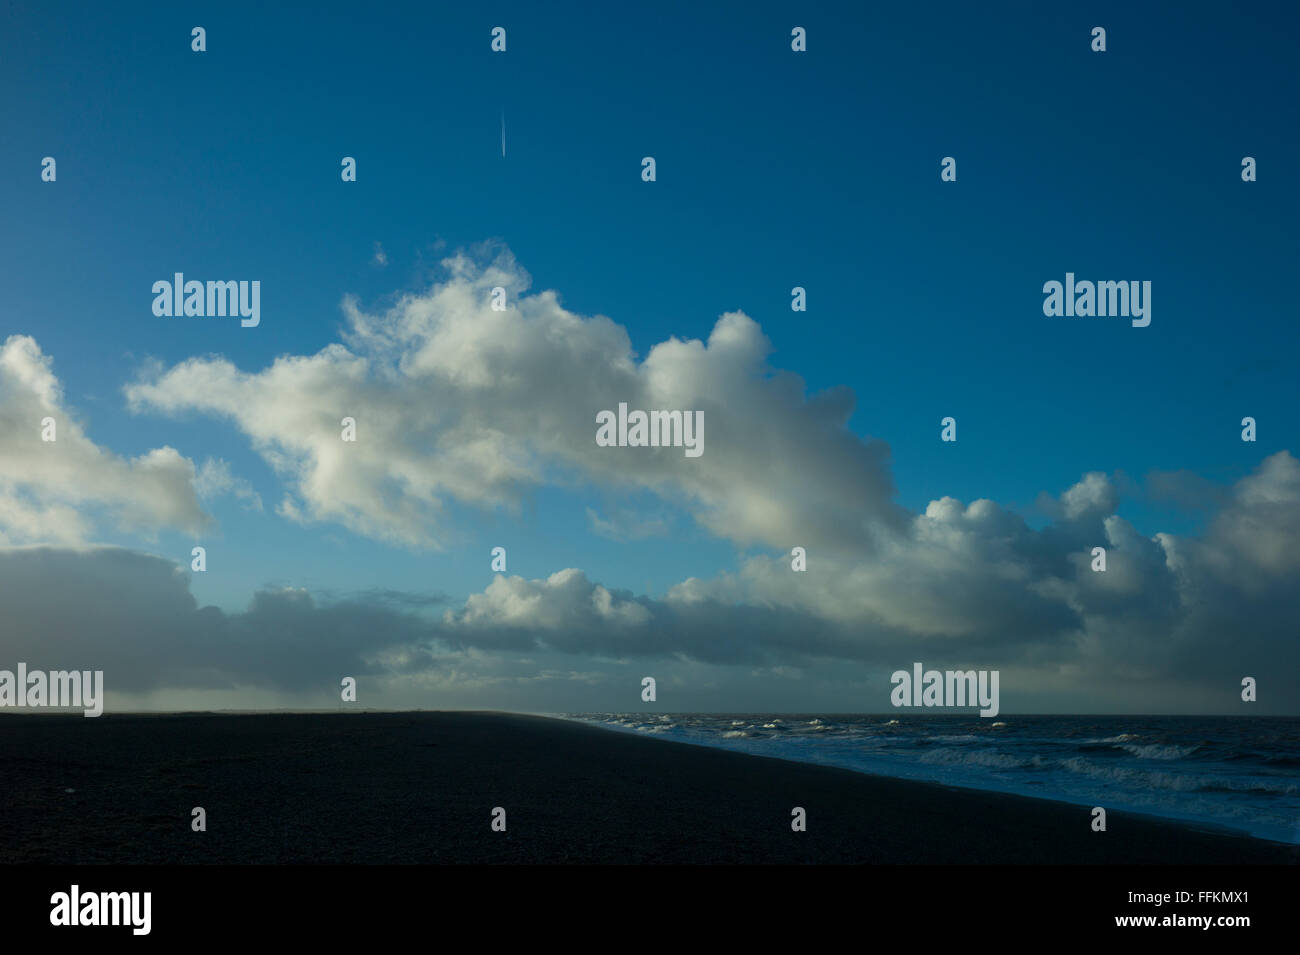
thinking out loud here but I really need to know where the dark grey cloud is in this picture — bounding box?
[0,547,438,694]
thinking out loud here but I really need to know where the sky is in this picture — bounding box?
[1,0,1297,714]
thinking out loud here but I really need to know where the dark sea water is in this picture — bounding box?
[563,713,1300,844]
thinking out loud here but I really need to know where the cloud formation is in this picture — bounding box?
[126,246,903,551]
[1,452,1295,711]
[3,247,1296,711]
[0,335,209,544]
[434,454,1300,692]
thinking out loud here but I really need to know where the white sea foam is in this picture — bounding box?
[1085,733,1140,744]
[919,749,1030,770]
[1121,743,1196,760]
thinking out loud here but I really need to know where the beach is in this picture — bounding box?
[0,711,1294,865]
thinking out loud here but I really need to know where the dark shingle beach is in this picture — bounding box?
[1,712,1294,865]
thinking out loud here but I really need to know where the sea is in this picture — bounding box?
[562,713,1300,845]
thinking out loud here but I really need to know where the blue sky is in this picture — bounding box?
[1,1,1297,712]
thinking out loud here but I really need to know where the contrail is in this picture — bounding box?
[501,110,506,158]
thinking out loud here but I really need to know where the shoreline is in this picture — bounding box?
[0,711,1294,864]
[553,713,1299,847]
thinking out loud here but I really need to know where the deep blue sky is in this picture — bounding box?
[2,1,1296,656]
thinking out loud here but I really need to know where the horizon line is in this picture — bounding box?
[0,709,1294,718]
